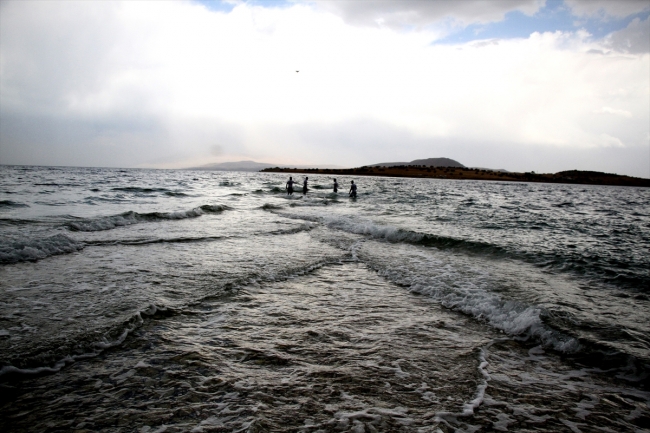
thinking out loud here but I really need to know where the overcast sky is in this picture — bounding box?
[1,0,649,176]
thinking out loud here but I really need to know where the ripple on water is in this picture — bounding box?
[1,264,494,431]
[2,263,647,432]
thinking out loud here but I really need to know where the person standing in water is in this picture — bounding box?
[303,177,309,195]
[286,176,295,195]
[333,178,338,193]
[349,180,357,198]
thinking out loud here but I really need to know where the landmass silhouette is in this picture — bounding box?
[260,158,649,187]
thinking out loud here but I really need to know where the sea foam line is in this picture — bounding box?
[371,251,581,354]
[276,210,581,353]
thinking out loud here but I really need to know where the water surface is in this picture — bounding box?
[1,165,649,432]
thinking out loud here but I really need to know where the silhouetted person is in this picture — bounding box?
[333,178,338,193]
[303,177,309,195]
[349,180,357,198]
[286,176,295,195]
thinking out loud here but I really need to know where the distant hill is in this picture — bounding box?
[370,157,465,168]
[190,158,503,173]
[189,160,275,172]
[188,160,345,172]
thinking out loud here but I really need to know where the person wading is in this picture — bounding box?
[286,176,295,195]
[349,180,357,198]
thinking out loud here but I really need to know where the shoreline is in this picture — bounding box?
[260,166,650,187]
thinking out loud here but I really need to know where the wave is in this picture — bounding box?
[0,200,29,209]
[360,241,650,382]
[0,256,338,381]
[111,187,170,194]
[0,304,175,381]
[286,213,577,346]
[261,203,283,210]
[358,245,580,354]
[278,212,650,365]
[0,218,40,226]
[277,212,489,249]
[66,204,231,232]
[412,280,579,353]
[277,211,650,292]
[84,223,315,246]
[0,234,84,264]
[553,201,576,208]
[33,183,83,187]
[288,198,337,207]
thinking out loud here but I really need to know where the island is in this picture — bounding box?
[260,166,650,187]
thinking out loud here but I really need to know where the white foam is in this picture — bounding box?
[276,211,421,243]
[461,355,489,416]
[381,257,578,354]
[435,341,497,425]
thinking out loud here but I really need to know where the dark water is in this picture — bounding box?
[1,165,649,432]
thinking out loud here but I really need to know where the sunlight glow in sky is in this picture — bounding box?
[1,0,649,176]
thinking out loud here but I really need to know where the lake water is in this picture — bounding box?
[1,165,649,432]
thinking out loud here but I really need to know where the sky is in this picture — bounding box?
[1,0,649,176]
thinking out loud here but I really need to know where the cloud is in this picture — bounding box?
[597,133,625,147]
[594,107,633,117]
[0,2,130,115]
[565,0,650,18]
[311,0,544,29]
[605,16,650,53]
[1,1,648,177]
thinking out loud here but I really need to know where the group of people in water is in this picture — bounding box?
[285,176,357,198]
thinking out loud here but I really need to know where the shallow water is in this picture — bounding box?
[1,165,649,432]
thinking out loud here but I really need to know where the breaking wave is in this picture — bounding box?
[0,234,84,264]
[66,204,231,232]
